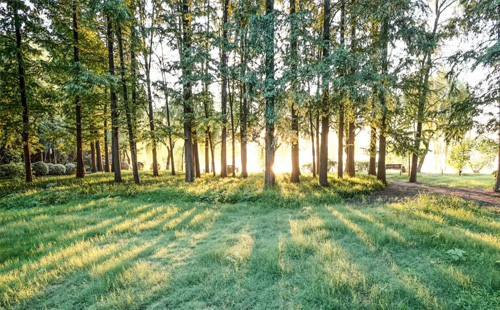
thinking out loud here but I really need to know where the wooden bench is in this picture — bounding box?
[385,164,405,175]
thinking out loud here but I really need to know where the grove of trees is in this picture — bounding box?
[1,0,499,189]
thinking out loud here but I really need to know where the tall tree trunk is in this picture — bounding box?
[164,88,176,175]
[309,110,316,178]
[337,0,346,180]
[318,0,331,186]
[182,0,194,182]
[315,111,320,175]
[377,18,389,186]
[13,0,32,182]
[220,0,229,178]
[194,135,201,178]
[494,103,500,192]
[96,138,103,171]
[73,1,85,179]
[117,26,140,184]
[290,0,300,183]
[368,124,377,175]
[264,0,276,186]
[417,139,429,173]
[229,81,236,177]
[90,141,97,172]
[144,4,158,177]
[103,100,110,173]
[240,27,248,178]
[347,120,355,177]
[107,17,121,182]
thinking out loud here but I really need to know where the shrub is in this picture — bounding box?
[121,162,130,170]
[65,163,76,175]
[0,162,25,178]
[32,161,49,176]
[52,164,66,175]
[150,163,161,171]
[47,163,55,174]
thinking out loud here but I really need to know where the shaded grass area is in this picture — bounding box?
[387,172,494,190]
[1,173,500,309]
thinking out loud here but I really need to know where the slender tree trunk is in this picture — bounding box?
[368,125,377,175]
[182,0,194,182]
[240,29,248,178]
[73,1,85,179]
[494,103,500,192]
[264,0,276,186]
[204,134,209,173]
[107,17,121,182]
[347,120,355,177]
[229,81,236,177]
[315,112,320,175]
[90,141,97,172]
[194,136,201,178]
[290,0,300,183]
[117,26,140,184]
[377,18,389,186]
[164,89,176,175]
[309,110,316,178]
[13,0,32,182]
[337,0,346,180]
[103,100,110,173]
[220,0,229,178]
[96,138,103,172]
[346,11,356,177]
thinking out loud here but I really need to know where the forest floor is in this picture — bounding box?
[1,173,500,309]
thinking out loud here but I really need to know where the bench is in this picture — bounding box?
[385,164,405,175]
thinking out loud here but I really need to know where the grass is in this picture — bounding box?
[387,172,495,190]
[1,172,500,309]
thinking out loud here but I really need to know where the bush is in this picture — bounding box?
[150,163,161,171]
[65,163,76,175]
[52,164,66,175]
[121,162,130,170]
[47,163,55,174]
[0,162,25,178]
[32,161,49,176]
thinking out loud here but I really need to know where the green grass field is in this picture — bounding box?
[387,172,494,190]
[1,173,500,309]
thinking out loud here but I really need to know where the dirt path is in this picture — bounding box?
[369,179,500,207]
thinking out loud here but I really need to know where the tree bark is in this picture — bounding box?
[377,18,389,186]
[90,141,97,172]
[220,0,229,178]
[103,100,110,173]
[229,80,236,177]
[240,27,248,178]
[117,26,140,184]
[290,0,300,183]
[368,125,377,175]
[337,0,346,180]
[264,0,276,186]
[106,17,121,182]
[73,1,85,179]
[182,0,194,183]
[13,0,33,182]
[318,0,331,186]
[315,111,320,175]
[309,110,316,177]
[96,138,103,172]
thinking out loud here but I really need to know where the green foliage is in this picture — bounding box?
[470,137,497,173]
[32,161,49,176]
[448,139,474,175]
[447,248,466,262]
[64,163,76,175]
[51,164,66,175]
[0,162,24,179]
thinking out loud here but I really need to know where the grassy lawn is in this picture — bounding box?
[1,173,500,309]
[387,172,495,190]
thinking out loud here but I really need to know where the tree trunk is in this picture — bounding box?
[290,0,300,183]
[337,0,346,180]
[13,0,33,182]
[103,100,110,173]
[89,141,96,172]
[164,88,176,175]
[376,18,389,186]
[229,81,236,177]
[417,139,429,173]
[117,26,140,184]
[220,0,229,178]
[318,0,331,186]
[347,120,355,177]
[182,0,194,182]
[73,1,85,179]
[315,112,320,175]
[368,125,377,176]
[107,17,121,182]
[494,103,500,192]
[194,132,201,178]
[96,139,103,172]
[309,110,316,178]
[240,28,248,178]
[264,0,276,186]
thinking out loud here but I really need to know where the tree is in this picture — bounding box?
[264,0,276,186]
[220,0,229,178]
[448,138,473,176]
[470,137,496,173]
